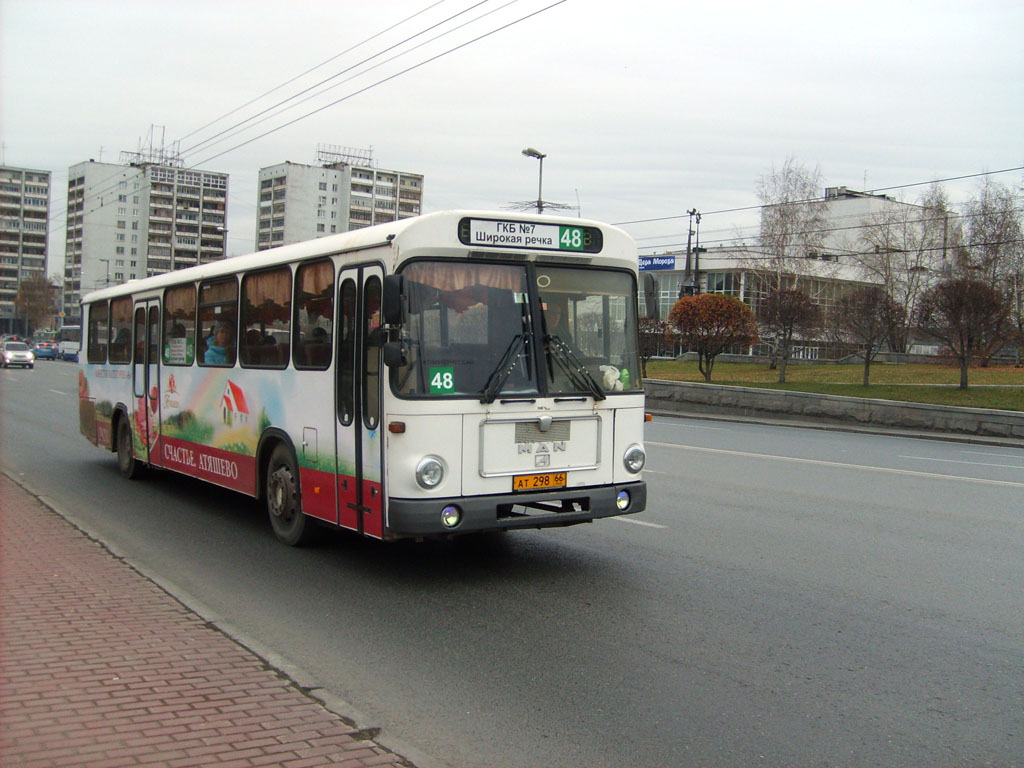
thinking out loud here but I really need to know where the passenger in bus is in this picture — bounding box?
[542,296,572,341]
[204,322,234,364]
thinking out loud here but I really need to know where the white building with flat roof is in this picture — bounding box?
[256,146,423,251]
[63,157,228,324]
[0,165,50,334]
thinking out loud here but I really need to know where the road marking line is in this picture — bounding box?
[646,441,1024,489]
[900,455,1024,470]
[49,389,66,395]
[612,516,667,529]
[960,449,1024,459]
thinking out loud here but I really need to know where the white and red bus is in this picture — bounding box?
[77,211,647,545]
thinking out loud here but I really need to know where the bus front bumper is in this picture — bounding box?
[385,480,647,538]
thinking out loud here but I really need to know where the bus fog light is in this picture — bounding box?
[415,456,446,489]
[623,444,646,473]
[616,491,630,511]
[441,505,462,528]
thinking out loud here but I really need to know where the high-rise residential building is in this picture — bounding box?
[63,153,228,325]
[0,165,50,335]
[256,145,423,251]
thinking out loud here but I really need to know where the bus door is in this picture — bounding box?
[335,265,384,538]
[132,300,162,467]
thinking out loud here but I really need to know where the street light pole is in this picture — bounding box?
[98,258,110,287]
[522,147,547,214]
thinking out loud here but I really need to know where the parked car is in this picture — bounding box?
[2,341,35,369]
[33,340,58,360]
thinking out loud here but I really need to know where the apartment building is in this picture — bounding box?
[256,146,423,251]
[0,165,50,335]
[63,157,228,325]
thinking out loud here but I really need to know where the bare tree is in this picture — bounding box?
[833,286,906,386]
[14,274,59,332]
[746,157,831,365]
[962,177,1022,283]
[916,278,1010,389]
[758,287,821,383]
[850,183,958,352]
[961,178,1023,364]
[637,316,668,378]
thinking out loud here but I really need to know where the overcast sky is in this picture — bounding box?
[3,0,1022,272]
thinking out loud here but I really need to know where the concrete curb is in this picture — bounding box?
[643,379,1024,445]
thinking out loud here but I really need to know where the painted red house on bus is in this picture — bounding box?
[221,380,249,426]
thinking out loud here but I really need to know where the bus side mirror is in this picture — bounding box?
[383,340,408,367]
[382,274,403,326]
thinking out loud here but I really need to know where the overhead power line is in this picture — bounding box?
[178,0,450,143]
[187,0,567,169]
[179,0,500,159]
[613,165,1024,227]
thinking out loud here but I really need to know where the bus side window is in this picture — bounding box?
[163,284,196,366]
[294,260,334,370]
[108,297,133,364]
[198,278,238,367]
[240,267,291,369]
[86,300,109,364]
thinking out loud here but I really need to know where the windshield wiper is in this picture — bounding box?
[480,333,529,404]
[545,335,606,401]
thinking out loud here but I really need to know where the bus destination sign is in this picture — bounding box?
[459,218,601,254]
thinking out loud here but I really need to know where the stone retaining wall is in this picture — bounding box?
[643,379,1024,440]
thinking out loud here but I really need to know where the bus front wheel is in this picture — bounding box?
[117,416,143,479]
[266,444,315,546]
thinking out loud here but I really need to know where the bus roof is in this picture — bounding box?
[81,210,637,305]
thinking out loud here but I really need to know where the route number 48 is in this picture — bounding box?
[559,226,584,250]
[429,366,455,394]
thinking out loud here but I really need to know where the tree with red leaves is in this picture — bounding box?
[758,287,821,383]
[668,294,759,382]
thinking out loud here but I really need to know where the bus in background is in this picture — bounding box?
[76,211,647,545]
[57,325,81,361]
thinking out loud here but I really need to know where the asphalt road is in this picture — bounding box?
[3,361,1023,767]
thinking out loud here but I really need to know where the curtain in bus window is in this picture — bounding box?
[240,268,291,368]
[409,262,521,292]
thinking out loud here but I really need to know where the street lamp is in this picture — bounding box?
[97,258,111,287]
[522,147,547,214]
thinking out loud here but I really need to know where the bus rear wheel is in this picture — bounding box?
[266,444,315,546]
[117,416,143,479]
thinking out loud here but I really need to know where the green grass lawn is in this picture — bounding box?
[643,360,1024,411]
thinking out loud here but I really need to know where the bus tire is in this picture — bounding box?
[117,416,143,480]
[266,444,315,546]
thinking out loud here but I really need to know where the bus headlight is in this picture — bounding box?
[415,456,446,489]
[623,444,646,473]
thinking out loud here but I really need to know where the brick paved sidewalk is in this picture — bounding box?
[0,475,412,768]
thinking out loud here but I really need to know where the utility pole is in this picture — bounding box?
[680,208,700,297]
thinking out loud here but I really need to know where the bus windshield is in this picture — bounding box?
[391,260,640,399]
